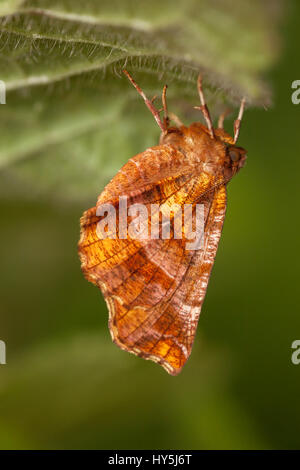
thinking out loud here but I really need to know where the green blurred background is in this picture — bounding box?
[0,0,300,450]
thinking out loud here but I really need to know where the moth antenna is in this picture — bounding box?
[218,108,232,129]
[233,97,246,143]
[123,70,166,133]
[194,74,214,139]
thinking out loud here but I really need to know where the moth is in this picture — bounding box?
[78,71,247,375]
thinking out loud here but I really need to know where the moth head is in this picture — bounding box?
[226,145,247,170]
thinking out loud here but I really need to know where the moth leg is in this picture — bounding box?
[161,84,170,129]
[123,70,166,133]
[160,86,184,128]
[169,112,184,127]
[217,108,231,129]
[233,97,246,143]
[194,75,214,139]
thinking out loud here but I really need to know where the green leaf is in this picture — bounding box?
[0,0,283,201]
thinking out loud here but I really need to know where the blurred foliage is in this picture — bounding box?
[0,333,266,449]
[1,0,300,451]
[0,0,281,201]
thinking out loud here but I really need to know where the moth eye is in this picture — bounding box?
[228,149,240,162]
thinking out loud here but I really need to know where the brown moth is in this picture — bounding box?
[78,71,246,375]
